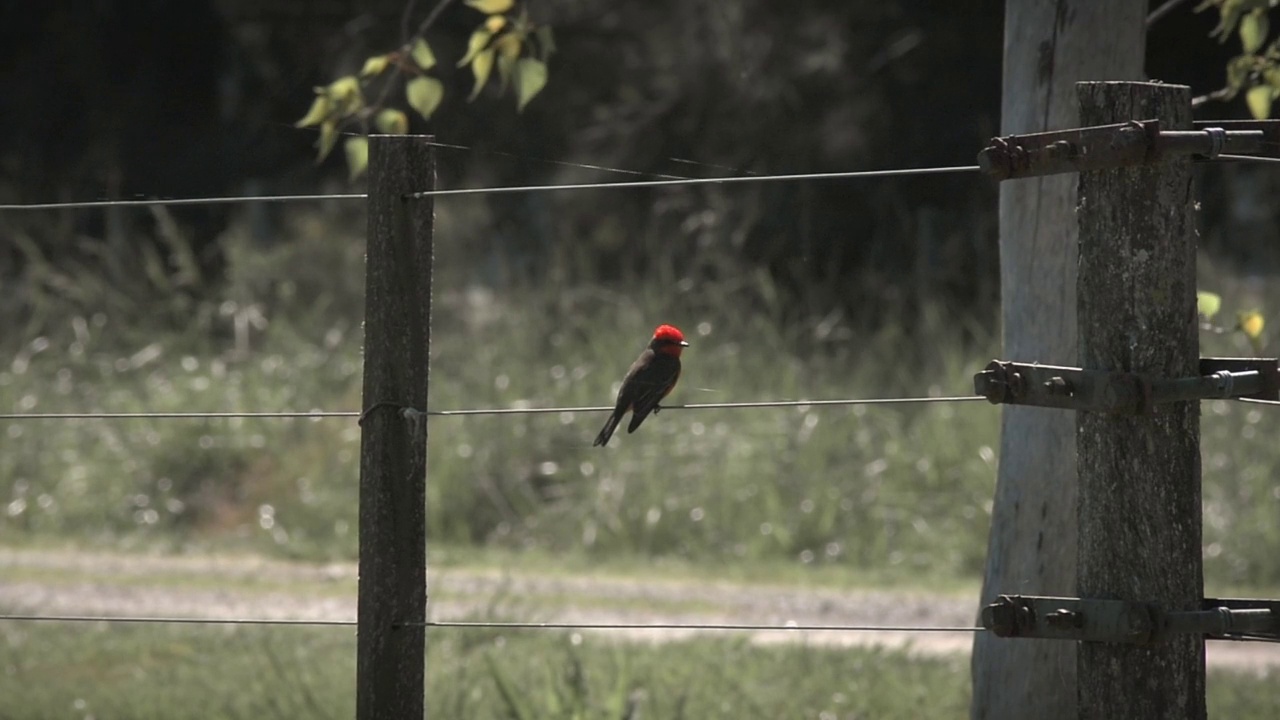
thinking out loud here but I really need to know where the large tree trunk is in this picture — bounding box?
[970,3,1147,718]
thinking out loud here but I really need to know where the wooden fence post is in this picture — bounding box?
[357,134,435,720]
[1075,82,1204,718]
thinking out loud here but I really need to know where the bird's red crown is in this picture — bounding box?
[653,324,686,343]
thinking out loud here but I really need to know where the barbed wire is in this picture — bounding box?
[0,613,981,634]
[0,164,981,212]
[0,395,989,422]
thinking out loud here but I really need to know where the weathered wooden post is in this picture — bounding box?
[357,134,435,720]
[1075,81,1204,719]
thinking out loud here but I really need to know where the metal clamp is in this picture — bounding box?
[978,120,1266,180]
[973,358,1279,414]
[982,595,1280,643]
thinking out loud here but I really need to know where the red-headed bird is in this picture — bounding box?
[593,324,689,446]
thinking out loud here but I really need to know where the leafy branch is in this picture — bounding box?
[296,0,555,179]
[1194,0,1280,117]
[1198,291,1267,353]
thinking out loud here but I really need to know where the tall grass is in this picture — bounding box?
[1,207,1278,588]
[3,620,1275,719]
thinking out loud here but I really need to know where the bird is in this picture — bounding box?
[593,324,689,446]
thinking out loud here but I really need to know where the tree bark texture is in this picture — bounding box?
[1075,81,1204,720]
[972,2,1147,718]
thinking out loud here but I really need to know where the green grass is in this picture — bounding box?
[1,619,1276,719]
[2,210,1279,590]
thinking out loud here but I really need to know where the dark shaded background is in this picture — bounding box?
[0,0,1271,326]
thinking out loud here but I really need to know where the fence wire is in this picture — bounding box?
[0,164,982,212]
[0,613,981,634]
[0,395,990,422]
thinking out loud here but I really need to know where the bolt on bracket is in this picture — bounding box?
[977,119,1268,181]
[973,358,1279,414]
[982,595,1280,643]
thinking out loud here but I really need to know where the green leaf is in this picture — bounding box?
[327,75,364,115]
[470,49,496,100]
[1241,9,1269,54]
[493,33,522,92]
[1197,291,1223,320]
[344,136,369,180]
[405,76,444,120]
[534,25,556,59]
[1225,54,1256,97]
[465,0,514,14]
[375,108,409,134]
[410,38,436,71]
[514,57,548,111]
[1206,0,1273,43]
[458,29,493,67]
[1265,66,1280,89]
[360,54,390,77]
[497,47,517,93]
[1247,83,1274,118]
[318,120,340,161]
[296,95,330,127]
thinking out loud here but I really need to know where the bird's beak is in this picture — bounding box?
[679,341,690,347]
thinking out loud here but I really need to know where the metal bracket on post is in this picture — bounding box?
[977,119,1270,180]
[981,595,1280,643]
[972,357,1279,414]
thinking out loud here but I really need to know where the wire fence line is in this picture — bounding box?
[1237,397,1280,406]
[0,395,990,422]
[403,165,982,199]
[10,151,1280,212]
[6,394,1276,421]
[8,149,1280,212]
[0,164,982,212]
[0,613,982,634]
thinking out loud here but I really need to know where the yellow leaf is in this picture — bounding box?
[485,15,508,34]
[1247,84,1274,119]
[327,75,364,115]
[405,76,444,120]
[470,49,495,100]
[410,39,436,70]
[361,55,390,77]
[296,94,330,128]
[1197,291,1223,320]
[494,32,521,62]
[375,108,409,134]
[458,29,493,67]
[1240,8,1270,54]
[1239,310,1265,339]
[344,137,369,180]
[318,120,339,161]
[514,57,547,111]
[465,0,514,14]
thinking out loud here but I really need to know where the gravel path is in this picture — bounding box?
[0,548,1275,672]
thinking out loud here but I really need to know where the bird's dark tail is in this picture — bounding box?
[593,412,623,446]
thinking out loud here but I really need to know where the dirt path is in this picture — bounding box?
[0,548,1275,672]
